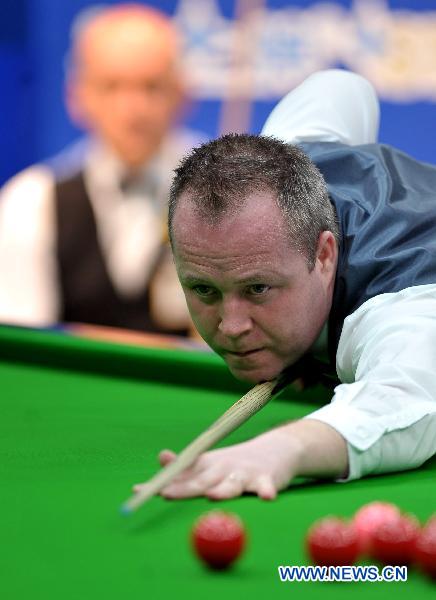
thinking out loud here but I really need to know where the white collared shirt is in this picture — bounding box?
[307,285,436,480]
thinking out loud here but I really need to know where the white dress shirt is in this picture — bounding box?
[0,128,201,329]
[310,285,436,481]
[262,69,436,480]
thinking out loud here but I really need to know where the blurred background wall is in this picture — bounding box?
[1,0,435,185]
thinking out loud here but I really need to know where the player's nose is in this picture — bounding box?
[217,300,252,339]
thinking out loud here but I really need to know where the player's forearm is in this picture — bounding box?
[274,418,349,480]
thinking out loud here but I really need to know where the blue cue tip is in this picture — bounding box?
[120,503,132,516]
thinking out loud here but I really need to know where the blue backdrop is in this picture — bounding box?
[1,0,435,184]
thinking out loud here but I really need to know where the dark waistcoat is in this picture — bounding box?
[301,141,436,365]
[54,171,185,334]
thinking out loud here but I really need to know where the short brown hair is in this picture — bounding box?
[169,133,339,268]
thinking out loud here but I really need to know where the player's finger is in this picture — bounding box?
[161,468,225,499]
[252,474,277,501]
[132,449,178,492]
[205,471,247,500]
[159,448,177,466]
[159,454,210,486]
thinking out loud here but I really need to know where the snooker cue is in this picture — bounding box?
[121,372,290,514]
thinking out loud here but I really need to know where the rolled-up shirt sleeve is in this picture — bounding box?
[305,284,436,481]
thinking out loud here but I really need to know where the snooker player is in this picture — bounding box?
[135,70,436,501]
[0,4,200,334]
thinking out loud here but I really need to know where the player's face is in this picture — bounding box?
[67,18,182,168]
[172,193,337,383]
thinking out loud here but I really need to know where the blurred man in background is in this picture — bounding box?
[0,3,202,334]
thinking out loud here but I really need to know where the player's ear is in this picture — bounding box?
[315,231,337,276]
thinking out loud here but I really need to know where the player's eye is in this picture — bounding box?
[192,285,216,298]
[97,80,120,94]
[247,284,271,296]
[144,79,168,95]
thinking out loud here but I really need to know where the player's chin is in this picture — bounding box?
[227,361,283,384]
[117,141,156,167]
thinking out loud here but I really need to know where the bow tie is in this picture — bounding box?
[119,173,159,197]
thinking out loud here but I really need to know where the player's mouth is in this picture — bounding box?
[225,348,264,358]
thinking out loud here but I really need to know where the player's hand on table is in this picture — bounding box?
[134,426,304,501]
[133,420,347,501]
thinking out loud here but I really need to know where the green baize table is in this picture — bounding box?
[0,325,434,600]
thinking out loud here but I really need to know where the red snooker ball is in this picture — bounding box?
[414,516,436,579]
[353,501,401,554]
[371,513,420,565]
[306,517,360,566]
[191,511,246,570]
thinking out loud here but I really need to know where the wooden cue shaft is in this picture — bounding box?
[121,378,278,513]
